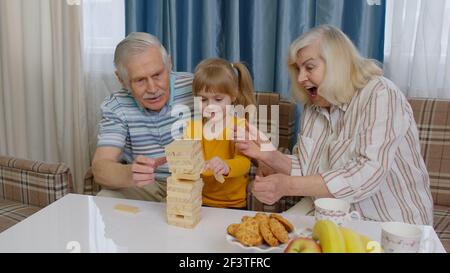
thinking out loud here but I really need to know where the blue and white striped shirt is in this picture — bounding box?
[97,72,194,182]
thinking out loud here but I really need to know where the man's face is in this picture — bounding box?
[121,46,171,112]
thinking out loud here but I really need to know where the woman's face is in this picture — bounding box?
[295,44,331,108]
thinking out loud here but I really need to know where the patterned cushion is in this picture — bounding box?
[0,156,72,208]
[255,92,296,151]
[0,199,41,233]
[433,205,450,252]
[408,98,450,207]
[0,155,72,233]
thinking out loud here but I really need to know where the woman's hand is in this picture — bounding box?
[235,140,264,160]
[256,160,276,176]
[251,174,291,205]
[204,156,229,176]
[234,120,276,161]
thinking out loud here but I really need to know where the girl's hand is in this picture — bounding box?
[204,157,230,176]
[251,174,291,205]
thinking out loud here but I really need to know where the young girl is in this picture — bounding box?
[185,58,256,209]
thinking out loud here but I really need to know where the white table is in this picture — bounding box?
[0,194,445,253]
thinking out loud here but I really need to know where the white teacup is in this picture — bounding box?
[381,222,432,253]
[314,198,361,226]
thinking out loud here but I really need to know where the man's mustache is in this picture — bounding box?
[143,91,164,99]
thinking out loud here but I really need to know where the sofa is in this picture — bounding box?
[82,94,449,252]
[408,98,450,252]
[0,156,73,232]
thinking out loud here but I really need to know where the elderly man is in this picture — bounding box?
[91,32,194,201]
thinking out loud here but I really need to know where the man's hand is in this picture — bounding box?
[131,156,166,187]
[204,156,229,176]
[251,174,291,205]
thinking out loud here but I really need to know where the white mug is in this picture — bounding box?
[381,222,433,253]
[314,198,361,226]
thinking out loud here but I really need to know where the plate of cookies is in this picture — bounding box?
[225,212,296,252]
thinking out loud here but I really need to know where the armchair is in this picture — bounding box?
[0,155,72,232]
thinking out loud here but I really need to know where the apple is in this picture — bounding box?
[284,237,322,253]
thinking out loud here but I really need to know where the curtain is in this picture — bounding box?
[125,0,386,99]
[384,0,450,98]
[0,0,89,193]
[82,0,125,160]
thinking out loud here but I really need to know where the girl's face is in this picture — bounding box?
[197,89,235,121]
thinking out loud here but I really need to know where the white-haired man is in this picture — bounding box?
[91,32,193,201]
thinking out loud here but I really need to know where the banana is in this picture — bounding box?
[312,220,346,253]
[340,227,366,253]
[360,234,383,253]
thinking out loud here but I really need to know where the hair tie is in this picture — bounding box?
[230,63,238,76]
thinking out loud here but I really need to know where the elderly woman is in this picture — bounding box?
[237,25,433,225]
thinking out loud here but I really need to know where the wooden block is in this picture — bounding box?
[167,214,201,229]
[167,210,201,221]
[167,204,202,217]
[167,190,202,202]
[168,211,201,223]
[214,173,225,183]
[168,156,203,167]
[165,139,202,153]
[174,173,200,181]
[167,176,203,190]
[169,166,203,178]
[166,185,203,202]
[167,175,203,185]
[167,182,201,193]
[167,150,203,162]
[166,139,205,176]
[166,181,203,195]
[166,197,202,214]
[167,178,203,190]
[167,155,204,170]
[113,204,140,214]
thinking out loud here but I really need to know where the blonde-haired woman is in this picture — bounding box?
[237,25,433,225]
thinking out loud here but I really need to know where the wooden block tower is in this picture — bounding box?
[165,139,204,228]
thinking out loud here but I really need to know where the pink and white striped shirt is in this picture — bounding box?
[290,76,433,225]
